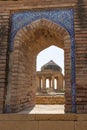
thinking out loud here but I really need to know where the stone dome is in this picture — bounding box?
[41,60,62,72]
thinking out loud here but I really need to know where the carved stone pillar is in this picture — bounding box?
[42,76,46,93]
[38,77,41,91]
[49,78,51,88]
[52,76,54,90]
[56,77,59,91]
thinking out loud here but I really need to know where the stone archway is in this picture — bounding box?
[5,18,72,113]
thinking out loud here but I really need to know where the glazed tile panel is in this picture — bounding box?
[10,9,76,112]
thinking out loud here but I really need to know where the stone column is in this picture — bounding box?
[56,77,59,91]
[37,77,40,91]
[52,76,54,90]
[61,77,64,91]
[49,78,51,88]
[38,77,41,91]
[42,76,46,93]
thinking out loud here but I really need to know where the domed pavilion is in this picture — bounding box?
[36,60,64,93]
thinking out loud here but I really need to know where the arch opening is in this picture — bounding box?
[36,45,65,110]
[6,18,71,113]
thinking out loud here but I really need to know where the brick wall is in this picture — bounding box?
[0,11,10,113]
[6,36,37,112]
[74,0,87,113]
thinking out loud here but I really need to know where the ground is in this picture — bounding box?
[18,105,64,114]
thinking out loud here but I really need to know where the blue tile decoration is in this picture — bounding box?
[10,9,76,113]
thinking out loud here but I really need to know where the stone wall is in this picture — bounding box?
[0,114,86,130]
[36,95,65,104]
[0,11,10,113]
[0,0,87,113]
[5,35,37,112]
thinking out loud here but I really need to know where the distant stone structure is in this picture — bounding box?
[36,60,64,93]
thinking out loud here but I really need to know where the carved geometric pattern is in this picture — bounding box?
[10,9,76,112]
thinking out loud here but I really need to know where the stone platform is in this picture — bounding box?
[36,93,65,104]
[0,114,87,130]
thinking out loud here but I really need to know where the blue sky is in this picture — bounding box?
[36,45,64,74]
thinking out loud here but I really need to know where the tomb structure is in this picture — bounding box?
[36,60,64,93]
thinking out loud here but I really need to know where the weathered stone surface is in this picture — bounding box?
[36,95,65,104]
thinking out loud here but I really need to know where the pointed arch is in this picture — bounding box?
[14,18,70,54]
[6,18,72,113]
